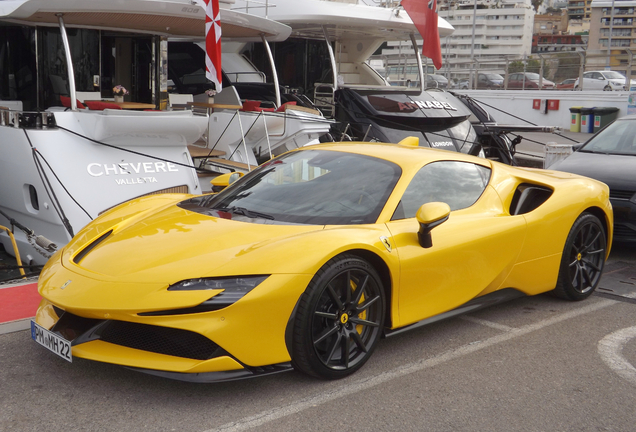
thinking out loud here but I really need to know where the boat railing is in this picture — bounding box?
[357,0,402,8]
[231,0,275,17]
[313,83,336,118]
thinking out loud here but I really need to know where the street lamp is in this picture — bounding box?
[606,0,615,69]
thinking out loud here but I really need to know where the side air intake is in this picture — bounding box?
[510,184,553,215]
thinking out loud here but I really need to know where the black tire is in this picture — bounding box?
[603,85,612,91]
[552,213,606,301]
[291,254,386,379]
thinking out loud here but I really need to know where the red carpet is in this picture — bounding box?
[0,281,41,323]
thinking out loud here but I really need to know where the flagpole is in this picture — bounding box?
[469,0,477,89]
[410,33,425,92]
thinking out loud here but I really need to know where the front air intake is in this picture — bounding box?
[99,320,224,360]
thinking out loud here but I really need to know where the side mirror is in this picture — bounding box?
[210,172,243,192]
[416,202,451,248]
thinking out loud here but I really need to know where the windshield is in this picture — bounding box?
[524,73,541,80]
[603,71,625,80]
[580,119,636,155]
[180,150,402,225]
[486,74,503,80]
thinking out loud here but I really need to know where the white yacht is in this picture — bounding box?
[0,0,292,266]
[228,0,487,157]
[167,38,333,169]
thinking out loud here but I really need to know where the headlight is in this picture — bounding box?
[168,275,269,310]
[169,276,268,291]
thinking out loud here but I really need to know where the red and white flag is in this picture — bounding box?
[402,0,442,70]
[205,0,222,92]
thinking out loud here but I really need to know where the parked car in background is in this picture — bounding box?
[425,74,449,89]
[557,78,577,90]
[507,72,555,89]
[477,73,504,89]
[550,115,636,242]
[458,78,470,89]
[574,70,636,91]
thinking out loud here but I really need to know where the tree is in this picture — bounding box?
[531,0,543,12]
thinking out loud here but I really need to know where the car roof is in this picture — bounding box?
[294,142,492,169]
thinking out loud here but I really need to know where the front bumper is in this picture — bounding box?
[34,270,313,379]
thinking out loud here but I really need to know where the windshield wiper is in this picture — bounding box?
[215,206,275,220]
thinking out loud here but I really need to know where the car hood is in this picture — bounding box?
[550,151,636,190]
[40,198,392,313]
[60,203,326,282]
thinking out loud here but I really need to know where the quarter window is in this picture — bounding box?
[392,161,491,220]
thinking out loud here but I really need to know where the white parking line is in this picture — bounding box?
[460,315,516,332]
[598,326,636,387]
[206,298,616,432]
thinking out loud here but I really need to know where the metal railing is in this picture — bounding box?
[375,48,636,91]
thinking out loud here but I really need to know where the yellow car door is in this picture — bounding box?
[385,161,527,328]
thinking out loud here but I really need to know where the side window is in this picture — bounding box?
[583,72,593,79]
[392,161,491,220]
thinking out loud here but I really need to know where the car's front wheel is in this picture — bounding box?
[291,254,386,379]
[552,213,606,301]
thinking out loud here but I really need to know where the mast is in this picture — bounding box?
[322,25,338,91]
[261,34,281,108]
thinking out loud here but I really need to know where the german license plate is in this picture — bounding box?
[31,321,72,363]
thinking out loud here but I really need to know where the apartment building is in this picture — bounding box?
[587,0,636,73]
[534,10,569,33]
[567,0,593,33]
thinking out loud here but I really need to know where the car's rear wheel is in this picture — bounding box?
[552,213,606,301]
[604,85,612,91]
[291,254,385,379]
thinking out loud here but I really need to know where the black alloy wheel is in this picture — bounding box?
[291,255,385,379]
[553,213,606,300]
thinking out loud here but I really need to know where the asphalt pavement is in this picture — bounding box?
[1,127,634,432]
[1,243,635,432]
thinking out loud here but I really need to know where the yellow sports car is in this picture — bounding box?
[32,141,612,381]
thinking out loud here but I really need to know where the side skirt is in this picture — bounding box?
[384,288,526,338]
[126,362,294,383]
